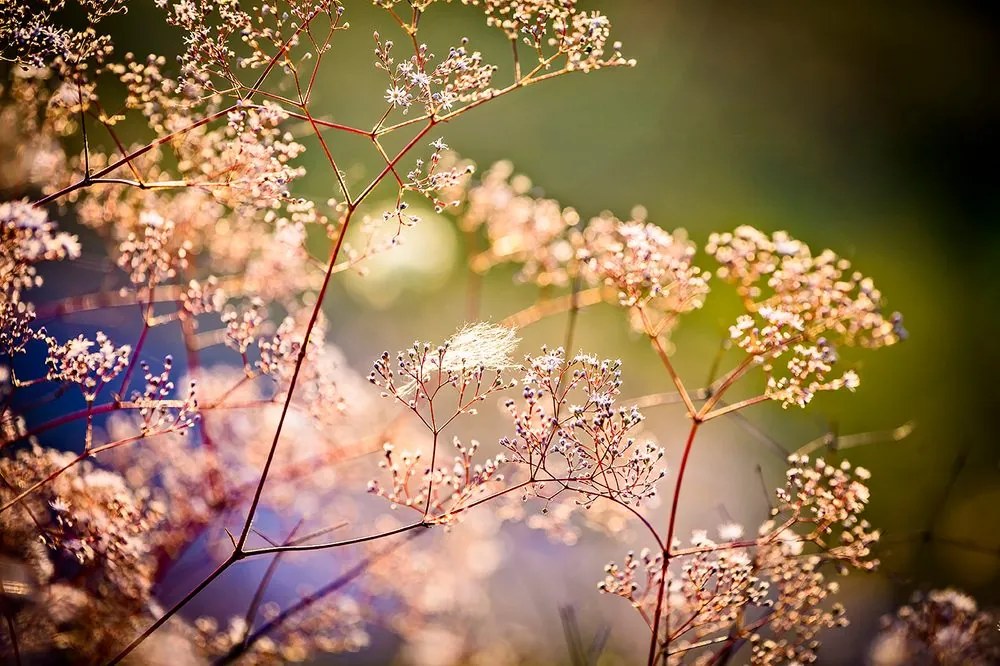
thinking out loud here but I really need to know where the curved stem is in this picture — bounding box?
[563,271,584,353]
[698,355,755,418]
[702,395,770,421]
[243,521,428,557]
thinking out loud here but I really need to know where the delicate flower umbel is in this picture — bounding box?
[766,340,860,408]
[182,103,305,210]
[156,0,340,91]
[480,1,634,72]
[180,276,226,318]
[368,324,518,525]
[406,140,475,213]
[256,312,347,423]
[374,32,497,118]
[711,226,904,409]
[1,298,41,357]
[748,544,849,666]
[368,438,507,524]
[707,225,906,348]
[501,348,666,507]
[116,209,185,289]
[44,331,131,401]
[581,213,710,336]
[222,298,267,358]
[601,539,771,662]
[0,201,80,354]
[1,200,80,304]
[432,40,497,109]
[0,0,123,69]
[729,306,805,358]
[129,355,199,435]
[769,455,879,569]
[730,308,862,408]
[604,456,878,663]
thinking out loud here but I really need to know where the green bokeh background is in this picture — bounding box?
[53,0,1000,661]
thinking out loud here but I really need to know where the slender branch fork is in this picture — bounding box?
[636,302,789,665]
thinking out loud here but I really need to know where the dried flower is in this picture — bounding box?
[707,226,906,348]
[370,322,518,407]
[581,213,710,336]
[501,348,667,507]
[711,226,905,408]
[870,589,1000,666]
[45,331,131,401]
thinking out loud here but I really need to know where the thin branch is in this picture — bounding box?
[243,521,428,557]
[794,420,915,457]
[637,305,696,418]
[647,421,701,665]
[702,395,770,421]
[234,209,354,552]
[501,287,608,329]
[216,528,428,665]
[299,103,352,202]
[240,521,304,648]
[563,271,584,354]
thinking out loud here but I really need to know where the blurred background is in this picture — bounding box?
[22,1,1000,663]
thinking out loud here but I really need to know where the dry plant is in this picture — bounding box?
[0,2,981,665]
[868,588,999,666]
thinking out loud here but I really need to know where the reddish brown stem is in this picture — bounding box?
[647,420,701,666]
[33,106,238,207]
[233,209,352,552]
